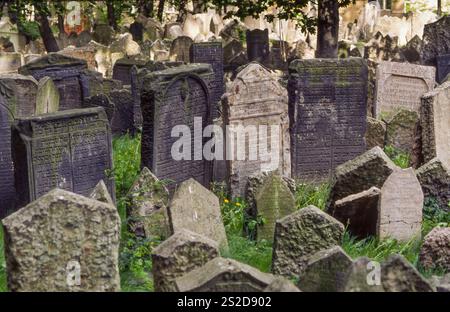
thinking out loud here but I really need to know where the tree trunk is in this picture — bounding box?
[57,14,65,35]
[157,0,165,22]
[316,0,339,58]
[107,1,118,30]
[36,12,60,52]
[437,0,442,16]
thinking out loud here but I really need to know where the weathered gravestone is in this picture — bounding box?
[0,94,14,218]
[140,64,214,190]
[264,277,301,292]
[381,254,434,292]
[190,42,224,119]
[437,54,450,84]
[83,93,115,122]
[375,61,435,118]
[110,89,135,136]
[0,74,38,117]
[152,229,219,292]
[332,186,381,239]
[288,58,368,182]
[379,168,423,242]
[169,36,193,63]
[246,29,269,64]
[175,257,275,292]
[126,167,170,239]
[112,57,148,85]
[272,205,344,278]
[2,188,120,292]
[223,63,290,198]
[252,174,296,241]
[58,46,97,71]
[419,227,450,272]
[36,76,60,115]
[297,246,353,292]
[75,30,92,48]
[168,178,228,250]
[19,53,89,111]
[11,107,115,210]
[342,257,385,292]
[416,158,450,212]
[0,52,22,73]
[93,23,114,46]
[385,109,419,154]
[422,16,450,68]
[89,179,115,206]
[420,81,450,167]
[365,117,386,150]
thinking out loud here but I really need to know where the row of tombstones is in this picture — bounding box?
[2,165,447,291]
[0,44,449,219]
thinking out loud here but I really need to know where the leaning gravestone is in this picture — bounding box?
[12,107,115,210]
[365,117,386,150]
[297,246,353,292]
[175,257,275,292]
[416,158,450,212]
[253,174,296,241]
[36,76,60,115]
[246,29,270,64]
[0,94,14,218]
[1,188,121,292]
[19,53,89,111]
[379,168,423,242]
[168,178,228,250]
[140,64,213,190]
[190,42,224,119]
[420,81,450,167]
[422,16,450,68]
[126,167,170,239]
[288,58,368,182]
[152,229,219,292]
[0,74,38,117]
[436,54,450,84]
[272,205,344,278]
[375,61,435,118]
[223,62,291,198]
[169,36,193,63]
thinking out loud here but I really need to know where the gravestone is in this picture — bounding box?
[272,205,344,278]
[419,227,450,272]
[36,76,60,115]
[379,168,423,242]
[126,167,170,239]
[382,255,434,292]
[297,246,353,292]
[93,24,114,46]
[385,109,419,154]
[175,257,275,292]
[0,52,22,73]
[190,42,224,119]
[288,58,368,182]
[342,257,385,292]
[83,94,115,122]
[19,53,89,111]
[264,277,300,292]
[246,29,269,64]
[169,36,193,63]
[332,187,381,239]
[223,63,291,198]
[112,57,148,85]
[365,117,386,150]
[168,178,228,250]
[0,94,14,218]
[420,81,450,167]
[75,30,92,47]
[416,158,450,212]
[0,74,38,117]
[326,147,397,213]
[253,174,296,241]
[110,89,135,136]
[152,229,219,292]
[140,64,213,190]
[130,21,144,42]
[89,180,115,206]
[12,107,115,210]
[58,46,97,71]
[375,61,435,118]
[437,54,450,84]
[2,189,120,292]
[422,16,450,67]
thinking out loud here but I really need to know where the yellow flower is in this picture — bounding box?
[224,199,229,203]
[235,202,241,207]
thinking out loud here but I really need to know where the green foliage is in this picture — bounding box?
[384,145,411,169]
[422,197,450,235]
[295,182,330,210]
[0,226,6,292]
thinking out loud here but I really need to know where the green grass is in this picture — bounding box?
[384,145,411,169]
[0,226,6,292]
[295,182,330,210]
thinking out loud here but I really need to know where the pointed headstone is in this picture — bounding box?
[89,180,115,206]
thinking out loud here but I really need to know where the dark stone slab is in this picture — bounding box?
[190,42,224,119]
[11,107,115,210]
[130,21,144,42]
[288,58,368,182]
[110,89,135,136]
[19,53,89,111]
[437,54,450,84]
[246,29,269,64]
[0,94,15,218]
[112,57,148,85]
[140,64,213,191]
[422,16,450,67]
